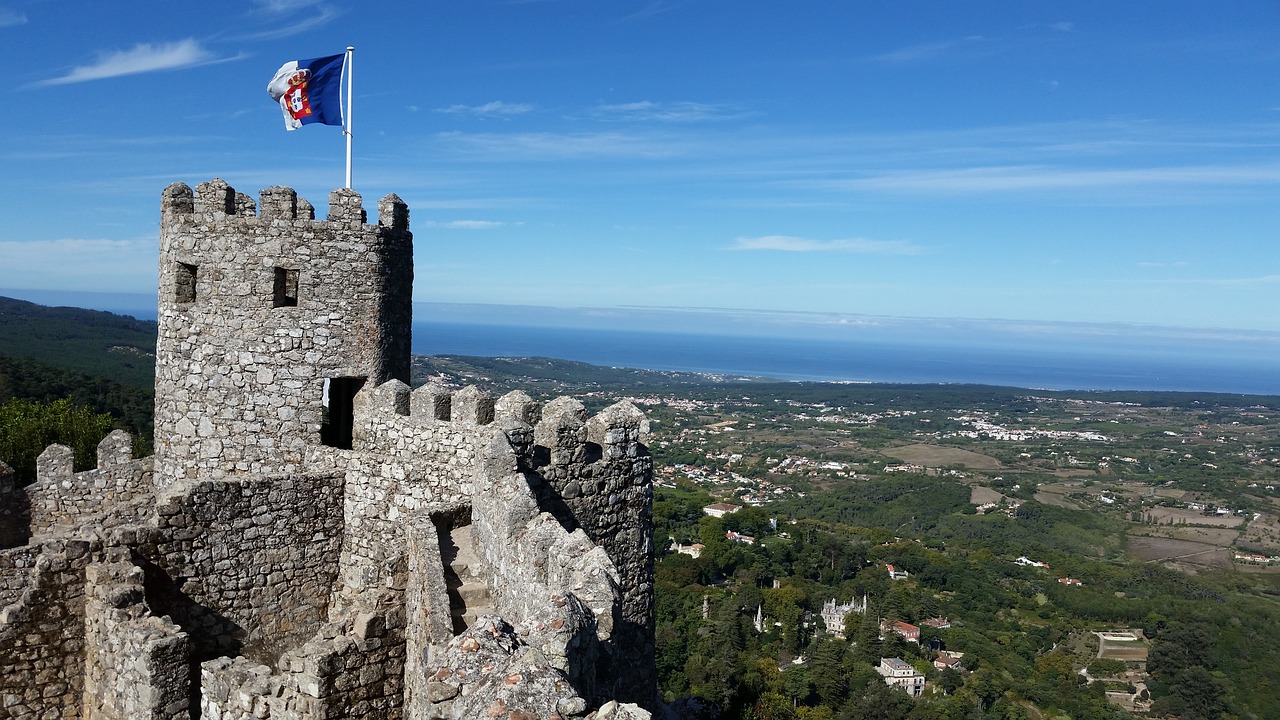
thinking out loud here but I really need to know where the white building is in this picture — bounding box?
[703,503,740,518]
[820,595,867,638]
[877,657,925,697]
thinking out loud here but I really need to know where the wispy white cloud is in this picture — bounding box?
[0,7,26,26]
[430,220,506,230]
[436,101,535,118]
[873,41,955,63]
[872,36,986,64]
[592,100,740,123]
[824,163,1280,195]
[237,0,341,40]
[730,235,923,255]
[1052,21,1075,32]
[620,1,682,22]
[254,0,324,11]
[34,39,232,87]
[433,130,690,161]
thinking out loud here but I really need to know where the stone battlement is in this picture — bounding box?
[160,178,408,230]
[0,180,655,719]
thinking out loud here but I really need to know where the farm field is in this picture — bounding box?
[1141,506,1244,527]
[879,443,1002,470]
[1126,535,1232,569]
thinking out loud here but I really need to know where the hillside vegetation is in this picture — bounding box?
[6,299,1280,718]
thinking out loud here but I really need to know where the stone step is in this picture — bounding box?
[461,608,494,627]
[457,582,489,606]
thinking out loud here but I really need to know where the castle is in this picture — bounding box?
[0,180,656,719]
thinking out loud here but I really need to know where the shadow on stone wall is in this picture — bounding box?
[0,461,31,549]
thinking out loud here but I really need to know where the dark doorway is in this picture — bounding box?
[321,377,365,449]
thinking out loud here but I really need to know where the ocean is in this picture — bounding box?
[411,321,1279,396]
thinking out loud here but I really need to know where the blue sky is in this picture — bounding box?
[3,0,1280,339]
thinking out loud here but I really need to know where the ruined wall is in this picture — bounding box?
[0,537,101,719]
[142,472,345,662]
[24,432,153,537]
[532,399,657,704]
[199,604,406,720]
[82,553,190,720]
[153,180,412,489]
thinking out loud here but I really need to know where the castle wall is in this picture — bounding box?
[531,399,657,704]
[153,180,412,489]
[0,537,101,719]
[1,178,659,718]
[24,432,153,537]
[334,381,485,603]
[402,517,453,718]
[82,554,190,720]
[0,545,41,618]
[142,472,345,663]
[199,606,406,720]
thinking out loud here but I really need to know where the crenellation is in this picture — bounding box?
[259,185,299,220]
[95,430,133,470]
[1,179,655,718]
[234,191,256,217]
[411,382,451,420]
[194,178,236,219]
[495,389,540,425]
[328,187,367,225]
[36,443,74,487]
[368,378,411,417]
[378,192,409,231]
[159,181,194,218]
[450,385,495,425]
[535,397,590,466]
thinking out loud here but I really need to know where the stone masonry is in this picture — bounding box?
[0,180,655,719]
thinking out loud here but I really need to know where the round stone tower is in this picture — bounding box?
[153,179,413,491]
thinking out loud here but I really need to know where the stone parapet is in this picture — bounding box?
[25,432,153,536]
[200,602,406,720]
[144,472,345,663]
[0,536,102,718]
[82,552,190,720]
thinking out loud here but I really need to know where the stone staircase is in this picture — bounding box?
[441,525,493,634]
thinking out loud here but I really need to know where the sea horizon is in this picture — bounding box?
[412,320,1280,397]
[3,290,1275,396]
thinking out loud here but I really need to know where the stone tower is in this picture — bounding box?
[0,179,655,719]
[153,179,412,490]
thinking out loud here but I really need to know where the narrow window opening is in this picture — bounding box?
[273,267,299,307]
[321,377,365,449]
[175,262,197,304]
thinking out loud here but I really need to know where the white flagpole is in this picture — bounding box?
[344,46,354,189]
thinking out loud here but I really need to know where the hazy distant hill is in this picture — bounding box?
[0,296,157,388]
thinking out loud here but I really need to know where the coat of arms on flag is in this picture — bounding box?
[267,53,345,131]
